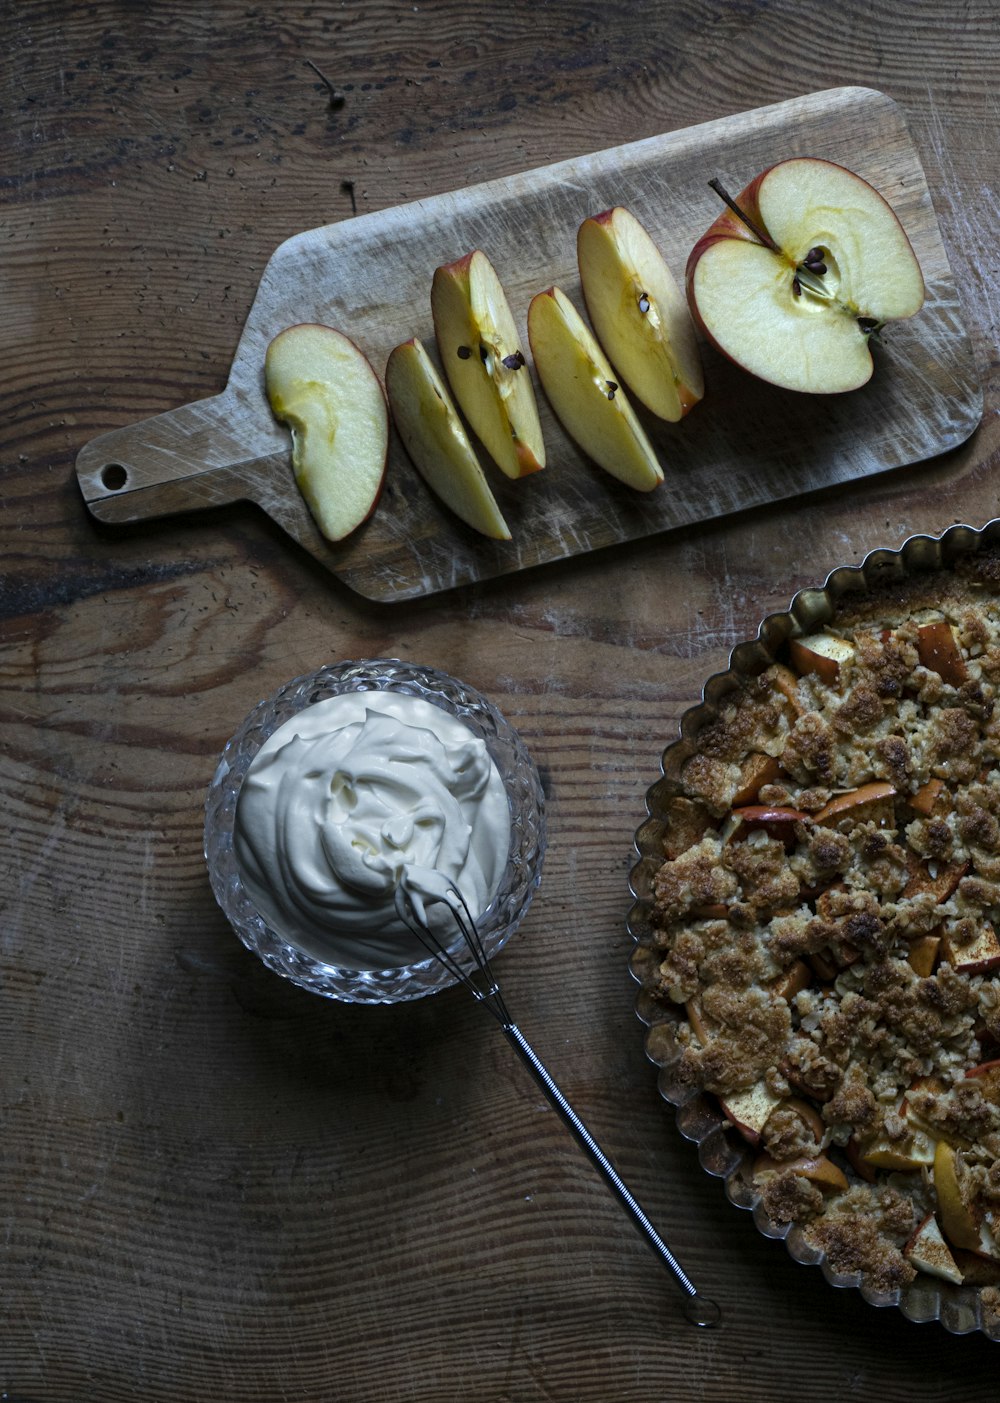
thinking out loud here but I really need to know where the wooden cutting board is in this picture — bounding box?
[75,86,982,603]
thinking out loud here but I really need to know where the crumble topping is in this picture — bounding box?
[644,550,1000,1309]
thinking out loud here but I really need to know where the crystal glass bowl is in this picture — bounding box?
[205,659,546,1004]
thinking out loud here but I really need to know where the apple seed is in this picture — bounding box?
[457,345,472,359]
[501,351,526,370]
[606,380,618,399]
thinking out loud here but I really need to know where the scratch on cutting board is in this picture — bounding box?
[921,84,1000,354]
[1,812,68,953]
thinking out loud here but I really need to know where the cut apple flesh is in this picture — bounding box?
[934,1140,983,1252]
[431,250,545,479]
[788,632,855,686]
[903,1213,964,1285]
[941,921,1000,975]
[718,1081,782,1145]
[577,207,704,422]
[527,285,664,491]
[906,932,941,977]
[264,323,389,543]
[385,338,511,540]
[753,1152,848,1192]
[857,1128,936,1172]
[687,158,925,393]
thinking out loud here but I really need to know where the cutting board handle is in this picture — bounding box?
[75,390,287,525]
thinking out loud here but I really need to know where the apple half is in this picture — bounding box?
[431,250,545,479]
[385,338,512,541]
[577,207,704,421]
[686,157,925,393]
[526,285,663,491]
[264,323,389,542]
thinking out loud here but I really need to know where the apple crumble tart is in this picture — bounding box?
[646,550,1000,1300]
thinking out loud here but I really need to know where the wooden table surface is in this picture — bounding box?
[5,2,1000,1398]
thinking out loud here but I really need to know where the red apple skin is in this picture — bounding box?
[788,639,839,686]
[728,805,807,849]
[685,166,787,353]
[916,621,968,685]
[813,782,897,827]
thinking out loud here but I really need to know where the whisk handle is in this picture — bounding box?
[502,1022,720,1328]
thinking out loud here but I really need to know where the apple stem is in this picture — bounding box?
[708,178,780,252]
[304,58,345,112]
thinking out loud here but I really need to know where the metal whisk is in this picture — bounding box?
[394,878,721,1328]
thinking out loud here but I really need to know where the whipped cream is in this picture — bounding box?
[233,691,511,970]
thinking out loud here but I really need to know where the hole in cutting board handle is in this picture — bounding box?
[100,463,128,491]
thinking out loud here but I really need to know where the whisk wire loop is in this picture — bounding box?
[393,874,720,1328]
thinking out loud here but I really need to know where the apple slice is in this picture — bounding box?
[766,663,808,717]
[577,207,704,421]
[909,778,949,817]
[788,632,855,686]
[384,338,512,541]
[903,1213,965,1285]
[684,998,714,1046]
[753,1152,848,1193]
[934,1140,982,1252]
[857,1127,936,1173]
[526,286,663,491]
[731,752,782,806]
[916,620,968,685]
[431,250,544,479]
[902,855,968,903]
[264,323,389,542]
[899,1075,973,1149]
[722,804,807,848]
[906,931,941,978]
[813,782,897,828]
[686,158,925,393]
[940,921,1000,976]
[769,958,813,1003]
[718,1081,783,1146]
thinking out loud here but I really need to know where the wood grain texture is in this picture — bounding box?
[74,86,981,601]
[6,0,1000,1399]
